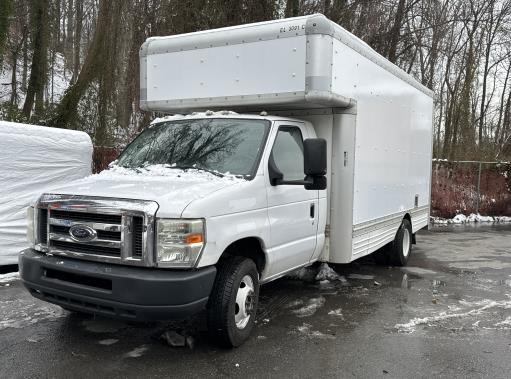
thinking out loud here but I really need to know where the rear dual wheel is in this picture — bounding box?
[374,218,412,266]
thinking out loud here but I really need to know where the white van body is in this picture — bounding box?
[20,15,433,342]
[0,121,92,265]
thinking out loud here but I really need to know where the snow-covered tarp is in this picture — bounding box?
[0,121,92,265]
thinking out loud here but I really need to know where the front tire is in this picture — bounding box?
[207,256,259,347]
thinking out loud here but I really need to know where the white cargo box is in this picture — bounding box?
[140,14,434,265]
[0,121,93,265]
[140,14,432,112]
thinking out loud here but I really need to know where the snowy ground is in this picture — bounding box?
[431,213,511,224]
[1,224,511,378]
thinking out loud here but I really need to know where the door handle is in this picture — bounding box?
[310,203,315,218]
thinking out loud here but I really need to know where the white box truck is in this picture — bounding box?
[19,14,433,346]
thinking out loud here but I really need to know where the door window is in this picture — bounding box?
[271,126,304,181]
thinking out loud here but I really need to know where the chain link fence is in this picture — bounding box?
[431,160,511,218]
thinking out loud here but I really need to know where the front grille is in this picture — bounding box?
[35,195,156,267]
[51,240,121,257]
[50,225,121,241]
[38,209,48,243]
[132,216,144,258]
[51,209,122,224]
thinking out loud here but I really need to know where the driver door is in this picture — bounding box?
[265,122,319,277]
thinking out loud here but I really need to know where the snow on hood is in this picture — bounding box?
[46,164,246,217]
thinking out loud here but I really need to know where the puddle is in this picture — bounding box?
[347,274,374,280]
[401,267,437,276]
[82,319,127,333]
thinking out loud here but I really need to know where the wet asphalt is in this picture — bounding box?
[1,225,511,379]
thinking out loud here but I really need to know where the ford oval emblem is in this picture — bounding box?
[69,225,97,242]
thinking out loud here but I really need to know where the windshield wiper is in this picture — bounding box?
[172,165,225,178]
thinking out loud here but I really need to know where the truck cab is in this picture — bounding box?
[20,112,328,347]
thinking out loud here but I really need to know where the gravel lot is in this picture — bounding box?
[1,225,511,378]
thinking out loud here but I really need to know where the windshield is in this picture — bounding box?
[116,118,270,177]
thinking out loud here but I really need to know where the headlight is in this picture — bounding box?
[27,206,35,247]
[156,219,205,267]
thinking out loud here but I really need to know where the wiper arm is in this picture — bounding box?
[172,165,225,178]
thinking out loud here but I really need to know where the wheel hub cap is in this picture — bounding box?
[235,275,255,329]
[402,227,410,257]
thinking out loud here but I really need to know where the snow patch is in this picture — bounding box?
[495,316,511,327]
[0,299,66,330]
[431,213,511,224]
[315,263,345,282]
[287,264,348,285]
[295,323,335,339]
[125,345,149,358]
[99,339,119,346]
[291,296,325,317]
[328,308,344,317]
[395,298,511,333]
[150,110,240,125]
[102,164,245,182]
[0,272,19,284]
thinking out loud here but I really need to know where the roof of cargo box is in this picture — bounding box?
[140,14,433,113]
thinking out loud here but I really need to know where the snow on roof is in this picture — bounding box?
[150,110,283,125]
[0,120,92,144]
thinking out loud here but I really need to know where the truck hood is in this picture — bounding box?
[47,165,246,217]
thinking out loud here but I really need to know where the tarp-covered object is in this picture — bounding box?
[0,121,93,265]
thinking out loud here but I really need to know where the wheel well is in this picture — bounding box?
[219,237,266,274]
[403,213,416,243]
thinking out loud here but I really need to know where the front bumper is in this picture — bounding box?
[19,249,216,321]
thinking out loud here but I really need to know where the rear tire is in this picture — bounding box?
[388,219,412,266]
[207,256,259,347]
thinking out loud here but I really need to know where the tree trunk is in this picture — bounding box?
[285,0,300,17]
[22,0,50,121]
[50,0,115,129]
[72,0,83,83]
[0,0,12,71]
[387,0,406,63]
[65,0,74,65]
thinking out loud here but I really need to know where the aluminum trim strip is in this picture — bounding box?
[49,218,122,232]
[49,233,122,249]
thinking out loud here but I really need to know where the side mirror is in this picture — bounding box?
[303,138,327,190]
[304,139,327,176]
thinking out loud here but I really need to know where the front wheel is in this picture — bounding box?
[207,256,259,347]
